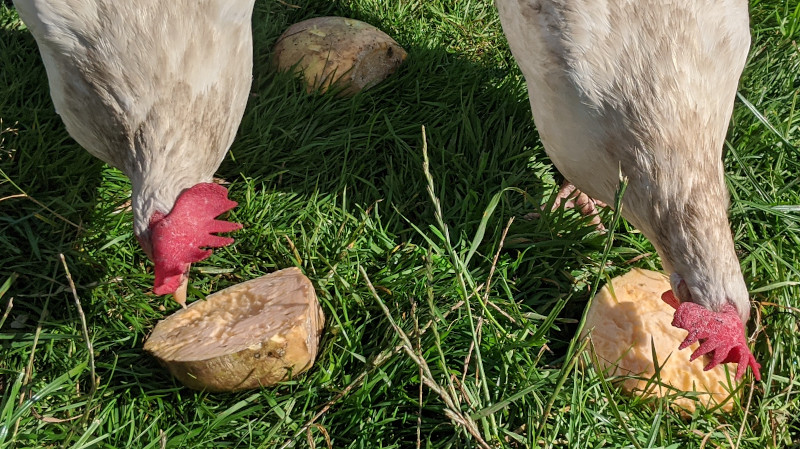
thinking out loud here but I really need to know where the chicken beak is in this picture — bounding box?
[173,275,189,308]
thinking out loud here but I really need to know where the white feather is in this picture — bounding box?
[497,0,752,319]
[13,0,255,237]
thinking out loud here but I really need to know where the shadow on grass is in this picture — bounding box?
[0,21,103,305]
[230,1,545,226]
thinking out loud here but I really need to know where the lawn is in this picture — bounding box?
[1,0,799,447]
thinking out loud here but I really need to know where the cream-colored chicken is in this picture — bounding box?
[14,0,255,305]
[497,0,760,379]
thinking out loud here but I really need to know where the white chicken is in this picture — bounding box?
[497,0,760,379]
[14,0,255,305]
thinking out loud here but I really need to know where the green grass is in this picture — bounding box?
[1,0,799,447]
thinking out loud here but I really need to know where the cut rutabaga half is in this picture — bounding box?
[144,267,324,392]
[272,16,407,97]
[580,268,737,414]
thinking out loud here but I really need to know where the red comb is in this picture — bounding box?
[150,183,242,295]
[662,290,761,381]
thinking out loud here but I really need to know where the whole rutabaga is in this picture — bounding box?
[496,0,760,379]
[14,0,256,305]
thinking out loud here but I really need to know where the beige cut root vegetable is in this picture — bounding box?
[272,16,407,96]
[580,268,737,413]
[144,267,324,392]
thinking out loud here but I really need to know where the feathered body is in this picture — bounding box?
[497,0,759,378]
[15,0,255,301]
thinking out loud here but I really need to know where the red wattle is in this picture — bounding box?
[148,183,242,295]
[662,290,761,381]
